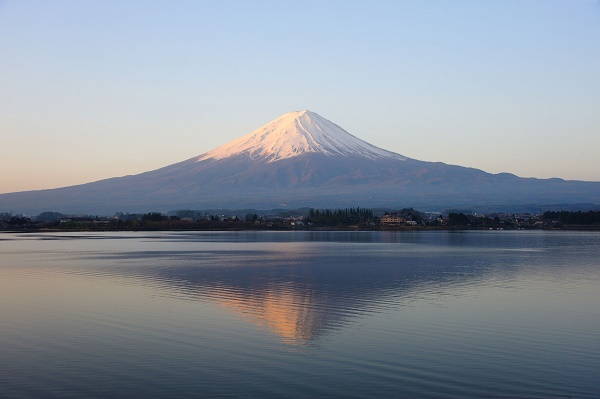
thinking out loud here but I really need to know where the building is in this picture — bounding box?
[381,213,405,225]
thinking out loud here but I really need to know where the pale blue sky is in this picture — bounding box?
[1,0,599,193]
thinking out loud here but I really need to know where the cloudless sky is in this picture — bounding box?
[1,0,599,193]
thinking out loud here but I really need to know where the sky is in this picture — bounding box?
[1,0,599,194]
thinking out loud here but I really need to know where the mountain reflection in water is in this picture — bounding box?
[3,231,599,399]
[86,232,515,344]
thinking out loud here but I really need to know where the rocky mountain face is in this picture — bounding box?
[1,110,599,214]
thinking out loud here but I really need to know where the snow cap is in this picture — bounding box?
[197,110,405,162]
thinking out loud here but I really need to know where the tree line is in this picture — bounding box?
[307,207,375,226]
[542,210,600,225]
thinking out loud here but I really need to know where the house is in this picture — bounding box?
[381,213,405,225]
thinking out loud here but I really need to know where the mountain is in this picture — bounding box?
[1,110,599,214]
[196,110,406,162]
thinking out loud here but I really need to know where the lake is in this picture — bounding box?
[1,230,599,398]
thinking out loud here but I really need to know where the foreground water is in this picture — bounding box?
[0,230,599,398]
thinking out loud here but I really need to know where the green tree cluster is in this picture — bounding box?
[543,210,600,225]
[8,216,31,226]
[447,213,471,226]
[397,208,424,223]
[308,207,374,226]
[142,212,167,223]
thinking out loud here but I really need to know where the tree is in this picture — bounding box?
[37,212,63,222]
[9,216,30,226]
[142,212,166,222]
[448,213,470,226]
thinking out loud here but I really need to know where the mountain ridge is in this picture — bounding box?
[0,110,599,214]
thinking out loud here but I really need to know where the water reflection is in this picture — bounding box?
[6,230,599,346]
[214,283,322,343]
[80,237,526,344]
[2,231,599,398]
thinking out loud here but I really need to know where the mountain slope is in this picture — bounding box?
[1,110,599,214]
[197,110,406,162]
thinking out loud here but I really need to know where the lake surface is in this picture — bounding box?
[1,230,599,398]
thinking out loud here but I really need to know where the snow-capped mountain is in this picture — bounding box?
[0,110,599,214]
[197,110,405,162]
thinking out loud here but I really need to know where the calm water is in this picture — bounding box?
[0,230,599,398]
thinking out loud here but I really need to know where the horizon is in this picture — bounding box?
[4,202,600,219]
[1,1,600,194]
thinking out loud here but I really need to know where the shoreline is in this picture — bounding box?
[2,225,600,233]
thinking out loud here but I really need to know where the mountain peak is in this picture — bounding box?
[197,110,406,163]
